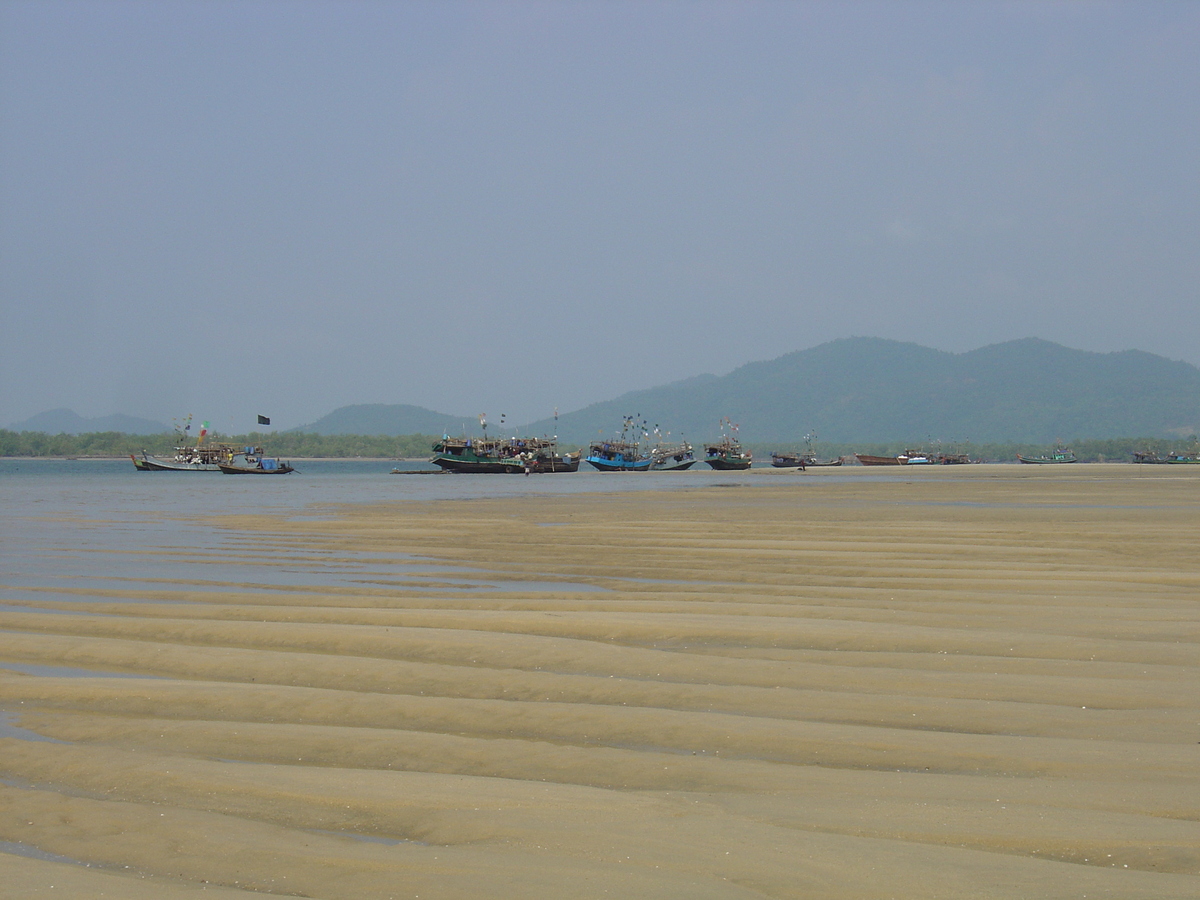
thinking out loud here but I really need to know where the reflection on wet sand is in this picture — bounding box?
[2,466,1199,898]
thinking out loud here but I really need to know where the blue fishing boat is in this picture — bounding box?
[587,417,652,471]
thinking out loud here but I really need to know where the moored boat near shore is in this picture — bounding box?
[936,452,973,464]
[587,417,653,471]
[586,439,651,472]
[131,444,235,472]
[704,419,751,470]
[432,435,580,473]
[217,447,295,474]
[855,453,906,466]
[130,417,235,471]
[856,448,970,466]
[770,452,806,469]
[1017,445,1077,464]
[649,441,696,471]
[770,452,845,468]
[774,433,842,467]
[1133,448,1200,464]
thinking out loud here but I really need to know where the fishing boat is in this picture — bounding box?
[131,445,235,472]
[1164,453,1200,464]
[432,435,580,473]
[587,417,653,472]
[770,452,806,469]
[217,447,295,474]
[704,419,752,470]
[1017,445,1077,464]
[586,438,651,472]
[1137,450,1200,464]
[936,452,972,465]
[649,441,697,471]
[854,453,908,466]
[130,417,234,471]
[774,432,843,468]
[855,448,959,466]
[705,439,752,469]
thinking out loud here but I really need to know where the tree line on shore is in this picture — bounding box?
[2,428,1197,463]
[0,430,439,459]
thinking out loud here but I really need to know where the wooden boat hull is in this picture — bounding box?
[1017,454,1076,464]
[218,462,294,474]
[131,454,221,472]
[772,454,843,468]
[705,456,752,470]
[704,436,751,470]
[586,456,652,472]
[587,436,651,471]
[855,454,904,466]
[649,442,696,471]
[432,435,580,474]
[434,454,580,474]
[651,459,697,471]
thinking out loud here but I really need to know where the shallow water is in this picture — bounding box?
[2,462,1198,898]
[3,458,783,605]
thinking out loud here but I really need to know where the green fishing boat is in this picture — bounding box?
[704,419,752,470]
[1017,445,1077,464]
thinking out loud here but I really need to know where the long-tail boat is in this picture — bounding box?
[217,446,295,474]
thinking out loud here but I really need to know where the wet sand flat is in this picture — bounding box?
[2,465,1199,898]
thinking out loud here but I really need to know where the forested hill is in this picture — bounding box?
[14,339,1198,446]
[527,338,1200,445]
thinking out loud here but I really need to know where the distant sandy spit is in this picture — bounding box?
[2,466,1198,898]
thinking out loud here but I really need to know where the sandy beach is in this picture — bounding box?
[2,464,1198,898]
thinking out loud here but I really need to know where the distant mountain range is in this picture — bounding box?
[10,339,1200,443]
[526,337,1200,445]
[5,408,170,435]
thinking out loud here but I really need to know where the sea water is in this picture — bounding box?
[0,458,802,605]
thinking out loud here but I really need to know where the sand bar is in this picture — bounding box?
[1,465,1198,898]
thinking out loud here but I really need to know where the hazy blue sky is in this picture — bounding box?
[2,1,1197,430]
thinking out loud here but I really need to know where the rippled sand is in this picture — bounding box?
[2,466,1198,898]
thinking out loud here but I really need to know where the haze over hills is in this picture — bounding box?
[524,338,1200,445]
[9,339,1200,444]
[4,409,170,435]
[291,339,1200,444]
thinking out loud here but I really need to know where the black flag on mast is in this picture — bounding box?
[257,415,270,426]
